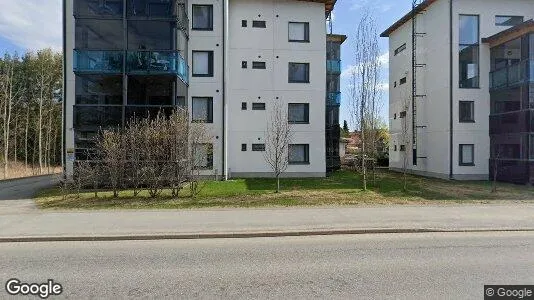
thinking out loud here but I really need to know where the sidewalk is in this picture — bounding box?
[1,204,534,242]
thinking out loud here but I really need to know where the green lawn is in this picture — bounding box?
[35,170,534,209]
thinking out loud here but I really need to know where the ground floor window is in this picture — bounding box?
[459,144,475,166]
[289,144,309,164]
[193,143,213,169]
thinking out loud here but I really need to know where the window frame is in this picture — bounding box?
[192,50,214,77]
[495,15,524,26]
[394,43,407,56]
[288,22,310,43]
[241,144,247,151]
[191,97,213,123]
[459,101,475,123]
[192,4,213,31]
[288,62,310,83]
[288,103,310,124]
[252,20,266,28]
[288,144,310,165]
[459,144,475,166]
[459,14,480,89]
[252,61,266,69]
[241,102,247,110]
[252,102,266,110]
[252,144,265,151]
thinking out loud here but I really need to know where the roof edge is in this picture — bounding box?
[380,0,438,38]
[481,19,534,46]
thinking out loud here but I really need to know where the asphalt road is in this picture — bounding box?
[0,175,57,201]
[1,232,533,299]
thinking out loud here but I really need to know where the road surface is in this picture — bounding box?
[1,232,533,299]
[0,175,57,201]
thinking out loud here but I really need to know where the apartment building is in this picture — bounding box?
[382,0,534,184]
[63,0,340,179]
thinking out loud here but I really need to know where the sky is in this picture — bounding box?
[0,0,414,131]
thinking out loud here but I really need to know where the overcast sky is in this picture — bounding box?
[0,0,414,129]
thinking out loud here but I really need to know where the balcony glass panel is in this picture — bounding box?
[74,50,123,73]
[75,0,123,17]
[128,0,177,18]
[327,60,341,75]
[75,75,123,105]
[73,105,123,129]
[75,19,124,49]
[127,20,173,50]
[126,51,188,83]
[327,92,341,106]
[490,60,533,89]
[489,110,531,135]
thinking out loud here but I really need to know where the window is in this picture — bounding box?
[459,15,480,88]
[241,61,247,68]
[393,113,397,120]
[400,77,407,85]
[394,145,398,151]
[459,144,475,166]
[288,22,309,42]
[400,111,407,118]
[495,16,523,26]
[192,5,213,30]
[75,19,124,49]
[459,101,475,122]
[75,0,123,17]
[75,75,123,105]
[192,51,213,77]
[252,103,266,110]
[127,0,172,17]
[252,20,266,28]
[394,43,406,56]
[252,61,266,69]
[241,102,247,110]
[193,143,213,169]
[288,63,310,83]
[288,103,309,124]
[127,20,173,50]
[394,81,397,88]
[192,97,213,123]
[241,144,247,151]
[400,145,406,151]
[252,144,265,151]
[242,20,247,27]
[289,144,310,164]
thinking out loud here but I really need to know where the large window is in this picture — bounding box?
[75,0,123,17]
[459,15,480,88]
[193,143,213,169]
[288,22,309,42]
[75,75,123,105]
[192,51,214,77]
[495,16,524,26]
[127,75,173,105]
[459,101,475,122]
[192,97,213,123]
[128,20,173,50]
[128,0,173,17]
[288,63,309,83]
[288,103,309,124]
[192,5,213,30]
[75,19,124,50]
[459,144,475,166]
[289,144,310,164]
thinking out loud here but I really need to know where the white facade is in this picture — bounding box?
[384,0,534,180]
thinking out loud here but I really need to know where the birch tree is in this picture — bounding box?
[264,101,292,193]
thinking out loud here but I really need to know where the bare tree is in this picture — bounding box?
[264,101,292,193]
[189,120,212,198]
[349,10,382,191]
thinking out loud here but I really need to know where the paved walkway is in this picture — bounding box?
[1,204,534,240]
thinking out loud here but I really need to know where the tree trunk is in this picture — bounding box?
[276,175,280,193]
[38,78,44,174]
[13,115,18,165]
[2,66,13,179]
[24,105,29,170]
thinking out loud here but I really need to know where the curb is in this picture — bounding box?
[1,228,534,243]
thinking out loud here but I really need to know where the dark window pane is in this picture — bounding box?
[242,20,247,27]
[459,144,475,165]
[252,61,266,69]
[252,144,265,151]
[459,15,479,45]
[75,75,123,105]
[74,105,123,129]
[530,134,534,159]
[288,22,309,42]
[289,144,309,164]
[288,103,309,123]
[192,51,213,76]
[128,0,173,17]
[75,0,124,16]
[192,5,213,30]
[241,144,247,151]
[459,44,479,88]
[400,77,407,85]
[459,101,475,122]
[128,20,173,50]
[495,16,524,26]
[241,102,247,110]
[75,19,124,49]
[252,20,266,28]
[252,103,265,110]
[127,75,173,105]
[394,43,406,56]
[288,63,309,83]
[192,97,213,123]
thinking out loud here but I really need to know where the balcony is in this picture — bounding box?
[327,60,341,75]
[126,51,189,84]
[74,0,124,18]
[327,92,341,106]
[489,110,533,135]
[74,50,124,74]
[490,59,534,90]
[127,0,189,29]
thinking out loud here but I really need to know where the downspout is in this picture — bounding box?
[449,0,454,180]
[223,0,229,180]
[62,0,67,178]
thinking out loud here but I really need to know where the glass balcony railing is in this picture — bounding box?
[490,59,534,90]
[327,60,341,75]
[327,92,341,106]
[127,51,189,84]
[74,50,124,73]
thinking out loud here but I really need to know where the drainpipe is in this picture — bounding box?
[449,0,454,180]
[223,0,229,180]
[62,0,67,178]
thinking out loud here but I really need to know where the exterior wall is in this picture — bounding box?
[64,0,75,177]
[226,0,326,177]
[388,0,534,180]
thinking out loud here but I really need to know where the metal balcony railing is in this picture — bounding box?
[490,59,534,90]
[327,92,341,106]
[126,51,189,84]
[74,50,124,73]
[327,60,341,75]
